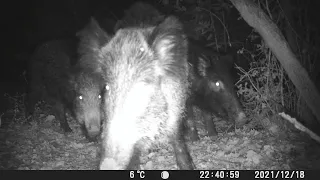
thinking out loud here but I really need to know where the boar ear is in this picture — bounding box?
[77,17,110,55]
[66,71,77,90]
[76,17,110,74]
[149,16,188,78]
[197,55,210,77]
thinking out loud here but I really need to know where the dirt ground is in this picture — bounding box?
[1,106,320,170]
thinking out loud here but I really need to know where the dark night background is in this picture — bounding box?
[2,0,320,131]
[1,0,320,170]
[2,0,124,83]
[1,0,250,94]
[3,0,320,93]
[1,0,137,112]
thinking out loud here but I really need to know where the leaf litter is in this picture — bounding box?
[0,111,320,170]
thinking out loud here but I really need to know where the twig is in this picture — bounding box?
[279,112,320,144]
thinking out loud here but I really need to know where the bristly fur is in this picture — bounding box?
[88,2,194,170]
[98,16,188,87]
[76,18,110,74]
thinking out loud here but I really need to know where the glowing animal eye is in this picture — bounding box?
[98,95,101,99]
[79,95,83,100]
[139,47,145,52]
[215,81,220,87]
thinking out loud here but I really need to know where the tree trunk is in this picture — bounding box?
[229,0,320,123]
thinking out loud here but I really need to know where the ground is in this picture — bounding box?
[0,103,320,170]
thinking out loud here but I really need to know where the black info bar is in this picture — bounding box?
[1,170,315,180]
